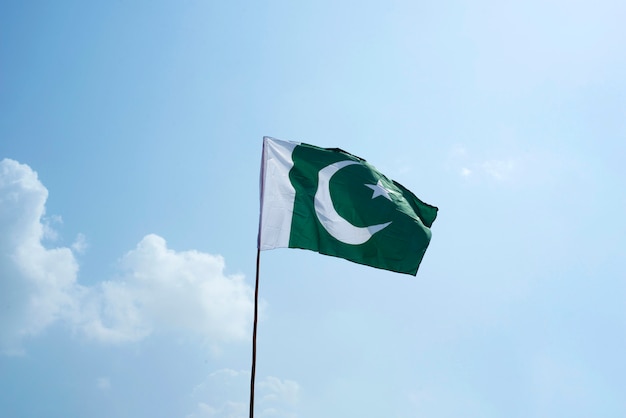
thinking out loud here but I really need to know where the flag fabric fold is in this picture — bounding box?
[258,136,438,275]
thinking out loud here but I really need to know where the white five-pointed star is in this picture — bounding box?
[365,179,397,201]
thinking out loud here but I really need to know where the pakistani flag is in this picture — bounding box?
[258,137,438,275]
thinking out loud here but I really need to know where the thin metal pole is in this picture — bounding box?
[249,248,261,418]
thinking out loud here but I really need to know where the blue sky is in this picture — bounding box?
[1,0,625,417]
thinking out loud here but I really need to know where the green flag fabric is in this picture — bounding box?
[258,136,438,275]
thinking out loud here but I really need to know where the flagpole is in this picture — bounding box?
[249,248,261,418]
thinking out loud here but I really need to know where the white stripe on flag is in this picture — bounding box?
[258,137,299,250]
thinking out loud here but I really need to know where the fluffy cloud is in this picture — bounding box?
[187,369,300,418]
[77,234,254,344]
[259,376,300,405]
[0,159,80,354]
[0,158,254,353]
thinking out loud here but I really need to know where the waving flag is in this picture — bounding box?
[258,136,438,275]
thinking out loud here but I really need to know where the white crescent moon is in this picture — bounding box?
[314,160,391,245]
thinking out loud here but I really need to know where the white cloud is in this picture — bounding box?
[259,376,300,405]
[0,158,255,352]
[0,159,81,354]
[42,215,62,241]
[187,370,300,418]
[75,234,254,344]
[71,233,88,254]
